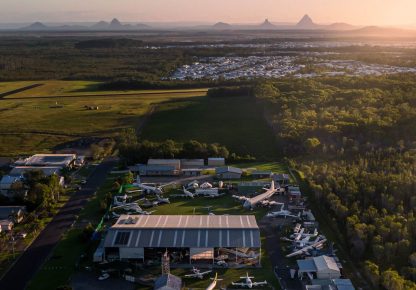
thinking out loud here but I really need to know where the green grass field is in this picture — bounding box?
[141,96,280,160]
[0,83,206,156]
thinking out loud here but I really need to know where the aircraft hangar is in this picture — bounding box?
[101,215,261,267]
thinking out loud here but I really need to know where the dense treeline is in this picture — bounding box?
[255,74,416,289]
[74,38,143,49]
[117,129,255,165]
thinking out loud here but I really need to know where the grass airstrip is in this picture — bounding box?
[0,80,278,159]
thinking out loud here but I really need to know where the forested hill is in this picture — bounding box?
[254,74,416,289]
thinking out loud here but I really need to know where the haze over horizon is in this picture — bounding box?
[1,0,416,26]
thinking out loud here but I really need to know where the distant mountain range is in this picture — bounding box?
[20,18,151,31]
[13,16,416,35]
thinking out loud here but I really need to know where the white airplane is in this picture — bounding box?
[233,181,279,209]
[132,176,174,194]
[200,182,213,189]
[187,180,199,189]
[266,207,301,219]
[155,194,170,204]
[286,238,327,258]
[184,267,212,279]
[220,248,259,259]
[290,228,318,241]
[206,273,222,290]
[194,188,223,198]
[183,186,195,198]
[232,273,267,288]
[111,203,153,215]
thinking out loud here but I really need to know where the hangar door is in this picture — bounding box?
[190,248,214,260]
[120,247,144,259]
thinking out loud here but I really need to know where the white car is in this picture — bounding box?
[98,273,110,281]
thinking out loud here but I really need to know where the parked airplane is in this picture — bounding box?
[200,182,213,189]
[286,238,327,258]
[132,176,174,194]
[206,273,222,290]
[220,248,259,259]
[184,267,212,279]
[182,186,195,198]
[231,273,267,288]
[111,203,153,215]
[266,206,301,219]
[233,181,279,209]
[155,194,170,204]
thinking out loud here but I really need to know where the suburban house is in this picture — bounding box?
[216,166,243,179]
[0,206,26,223]
[0,220,14,231]
[0,175,23,198]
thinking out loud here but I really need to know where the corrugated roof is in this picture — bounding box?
[297,259,317,272]
[313,256,340,272]
[105,215,260,248]
[112,215,258,229]
[216,166,243,174]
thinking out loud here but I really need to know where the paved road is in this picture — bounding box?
[259,218,303,290]
[0,157,117,290]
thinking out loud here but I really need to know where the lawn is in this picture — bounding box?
[0,89,205,156]
[141,95,280,160]
[0,80,208,98]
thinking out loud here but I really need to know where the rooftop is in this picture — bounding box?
[216,166,243,174]
[112,215,258,230]
[15,154,76,167]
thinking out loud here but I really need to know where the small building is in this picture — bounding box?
[251,170,272,179]
[148,159,181,171]
[208,157,225,167]
[297,255,341,280]
[216,166,243,179]
[154,274,182,290]
[9,166,62,177]
[181,159,204,169]
[272,173,290,185]
[0,206,26,223]
[288,186,302,200]
[0,220,14,231]
[182,168,203,177]
[135,164,179,176]
[0,175,23,197]
[306,279,355,290]
[14,154,76,169]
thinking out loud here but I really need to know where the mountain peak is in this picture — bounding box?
[213,22,232,29]
[297,14,315,27]
[259,18,275,29]
[21,22,48,30]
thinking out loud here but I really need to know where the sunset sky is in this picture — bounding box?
[1,0,415,26]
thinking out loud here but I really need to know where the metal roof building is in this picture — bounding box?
[103,215,261,265]
[14,154,76,168]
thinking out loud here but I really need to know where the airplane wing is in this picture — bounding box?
[253,281,268,286]
[200,270,212,275]
[158,182,176,189]
[231,282,246,286]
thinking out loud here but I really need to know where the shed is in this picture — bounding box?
[216,166,243,179]
[251,170,272,179]
[181,159,204,168]
[135,164,179,176]
[208,157,225,167]
[272,173,290,185]
[148,159,181,171]
[154,274,182,290]
[298,256,341,280]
